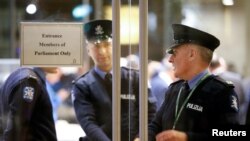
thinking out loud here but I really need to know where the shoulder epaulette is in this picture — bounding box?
[169,79,184,86]
[19,68,38,81]
[213,75,234,87]
[72,71,90,84]
[28,74,38,80]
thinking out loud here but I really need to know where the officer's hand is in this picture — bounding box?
[134,137,139,141]
[156,130,187,141]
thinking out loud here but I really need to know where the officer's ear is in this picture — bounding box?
[189,48,196,57]
[188,45,198,61]
[86,44,91,55]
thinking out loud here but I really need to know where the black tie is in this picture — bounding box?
[175,81,190,129]
[182,81,190,94]
[178,81,190,112]
[104,73,112,95]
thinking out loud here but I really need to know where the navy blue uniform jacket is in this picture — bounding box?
[72,67,157,141]
[148,75,239,141]
[0,68,57,141]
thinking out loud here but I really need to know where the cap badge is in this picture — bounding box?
[95,25,104,35]
[23,86,34,102]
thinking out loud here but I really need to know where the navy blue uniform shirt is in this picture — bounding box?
[72,67,157,141]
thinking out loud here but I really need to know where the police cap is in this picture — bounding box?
[84,19,112,43]
[167,24,220,54]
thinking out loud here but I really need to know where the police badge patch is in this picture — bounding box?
[230,95,238,111]
[23,86,34,102]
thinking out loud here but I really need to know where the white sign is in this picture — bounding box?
[21,22,83,67]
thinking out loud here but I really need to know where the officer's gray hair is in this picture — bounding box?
[197,45,213,64]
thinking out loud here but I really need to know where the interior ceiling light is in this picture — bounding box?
[222,0,234,6]
[26,4,37,14]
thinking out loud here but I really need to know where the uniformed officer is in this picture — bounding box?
[0,67,58,141]
[71,19,157,141]
[148,24,239,141]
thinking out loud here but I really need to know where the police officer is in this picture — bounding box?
[148,24,239,141]
[0,67,58,141]
[71,19,157,141]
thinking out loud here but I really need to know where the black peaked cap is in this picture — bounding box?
[168,24,220,53]
[84,19,112,42]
